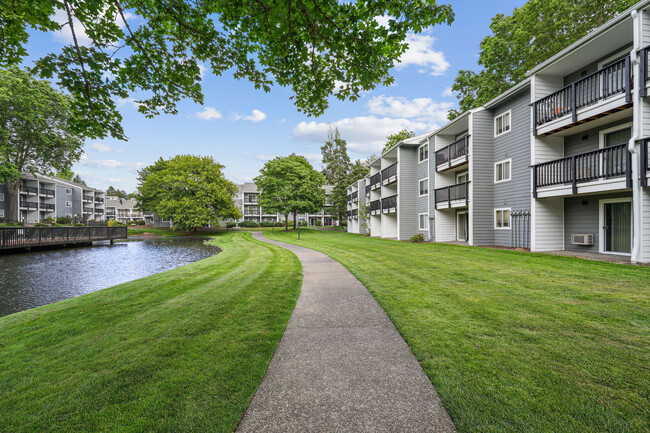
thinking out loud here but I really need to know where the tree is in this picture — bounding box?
[448,0,635,119]
[254,155,325,230]
[136,155,240,231]
[54,169,86,185]
[106,185,129,198]
[382,129,415,153]
[2,2,454,140]
[321,127,351,184]
[347,160,370,185]
[358,198,371,236]
[0,67,84,222]
[72,174,86,186]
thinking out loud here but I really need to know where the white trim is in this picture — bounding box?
[598,48,630,70]
[456,210,468,241]
[418,213,429,231]
[418,177,429,197]
[65,188,72,195]
[599,198,633,256]
[598,122,632,149]
[494,110,512,137]
[456,171,469,184]
[494,158,512,184]
[418,142,429,163]
[65,201,72,208]
[494,207,512,230]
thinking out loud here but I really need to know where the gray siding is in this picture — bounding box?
[398,146,418,240]
[471,110,495,246]
[490,89,532,247]
[416,148,429,238]
[56,185,75,217]
[564,117,632,156]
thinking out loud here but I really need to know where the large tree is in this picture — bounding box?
[382,129,414,153]
[330,159,369,222]
[321,127,351,184]
[255,155,325,230]
[0,67,84,222]
[136,155,240,231]
[1,1,454,140]
[448,0,636,119]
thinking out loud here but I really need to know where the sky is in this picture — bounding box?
[25,0,527,192]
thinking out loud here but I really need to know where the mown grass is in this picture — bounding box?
[0,232,302,432]
[266,229,650,433]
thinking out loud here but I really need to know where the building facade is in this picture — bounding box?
[348,0,650,264]
[105,196,153,224]
[0,174,106,223]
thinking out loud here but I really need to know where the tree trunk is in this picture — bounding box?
[284,214,289,231]
[6,180,19,222]
[293,211,297,229]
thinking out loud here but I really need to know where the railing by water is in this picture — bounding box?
[0,226,127,250]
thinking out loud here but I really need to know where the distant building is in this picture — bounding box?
[105,196,153,224]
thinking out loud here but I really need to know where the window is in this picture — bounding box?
[65,201,72,208]
[419,178,429,196]
[0,209,4,218]
[418,143,429,163]
[599,123,632,148]
[456,171,468,184]
[419,213,429,231]
[494,159,511,183]
[65,188,72,195]
[494,110,511,137]
[65,213,72,218]
[0,193,4,201]
[495,208,511,229]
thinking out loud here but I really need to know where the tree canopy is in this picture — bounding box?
[382,129,415,153]
[254,154,325,230]
[321,127,351,185]
[0,67,84,221]
[448,0,636,119]
[106,185,133,199]
[136,155,240,230]
[1,1,454,140]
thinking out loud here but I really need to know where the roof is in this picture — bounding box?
[21,172,104,193]
[106,197,138,208]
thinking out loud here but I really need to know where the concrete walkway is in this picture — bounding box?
[237,233,455,432]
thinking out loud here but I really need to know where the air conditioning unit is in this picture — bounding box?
[571,234,594,246]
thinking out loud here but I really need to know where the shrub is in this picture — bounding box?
[43,217,55,224]
[341,221,347,227]
[56,217,72,225]
[240,220,260,228]
[410,233,425,243]
[226,222,238,229]
[75,223,85,227]
[314,220,322,226]
[260,221,273,227]
[34,223,47,227]
[300,220,308,227]
[274,222,284,227]
[136,220,146,225]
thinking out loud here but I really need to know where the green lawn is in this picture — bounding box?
[0,232,302,432]
[265,229,650,433]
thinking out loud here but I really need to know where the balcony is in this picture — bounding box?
[369,173,381,190]
[20,201,38,210]
[533,143,631,198]
[365,185,371,196]
[533,56,631,135]
[39,203,55,211]
[244,207,261,216]
[83,207,94,214]
[436,136,469,172]
[20,185,38,195]
[351,191,358,203]
[381,195,397,214]
[435,182,469,209]
[95,209,104,215]
[346,209,358,220]
[370,199,381,216]
[641,138,650,187]
[39,188,55,197]
[95,197,104,204]
[83,195,93,202]
[381,163,398,186]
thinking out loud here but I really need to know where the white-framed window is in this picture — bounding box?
[65,188,72,195]
[599,123,632,149]
[418,143,429,163]
[495,208,511,229]
[0,193,4,201]
[419,178,429,196]
[65,201,72,208]
[456,171,469,184]
[419,213,429,231]
[494,110,511,137]
[0,209,4,218]
[494,159,512,183]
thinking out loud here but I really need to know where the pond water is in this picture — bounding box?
[0,237,219,317]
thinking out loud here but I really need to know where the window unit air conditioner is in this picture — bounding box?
[571,234,594,246]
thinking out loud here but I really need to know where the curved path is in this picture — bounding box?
[237,232,456,432]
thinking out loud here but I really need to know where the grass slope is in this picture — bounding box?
[266,230,650,433]
[0,232,302,432]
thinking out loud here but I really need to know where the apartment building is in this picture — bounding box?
[105,196,153,224]
[348,0,650,264]
[0,174,106,223]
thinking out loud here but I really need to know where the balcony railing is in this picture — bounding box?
[365,185,371,196]
[83,207,94,213]
[20,185,38,195]
[351,191,358,202]
[641,138,650,187]
[20,201,38,210]
[370,199,381,215]
[370,173,382,190]
[381,195,397,213]
[434,182,469,209]
[435,136,470,171]
[381,162,398,186]
[533,57,631,134]
[39,203,55,211]
[346,209,358,220]
[95,197,104,203]
[532,143,631,197]
[95,209,104,215]
[39,188,55,197]
[83,195,93,202]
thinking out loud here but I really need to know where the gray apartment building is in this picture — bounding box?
[348,0,650,264]
[105,196,153,224]
[0,174,106,223]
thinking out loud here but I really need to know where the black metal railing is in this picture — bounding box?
[347,194,352,203]
[83,195,93,201]
[83,207,94,213]
[365,185,371,195]
[381,162,398,185]
[641,138,649,187]
[640,45,650,97]
[434,182,469,208]
[95,209,104,215]
[20,185,38,194]
[370,173,382,190]
[95,197,104,203]
[19,201,38,210]
[435,136,470,170]
[39,188,55,197]
[244,206,261,215]
[351,209,358,219]
[370,199,381,215]
[39,203,55,211]
[0,226,127,250]
[351,191,358,202]
[533,57,631,133]
[381,194,397,213]
[533,143,631,196]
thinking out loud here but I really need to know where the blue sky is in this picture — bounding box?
[27,0,527,192]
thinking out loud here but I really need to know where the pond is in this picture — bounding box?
[0,237,219,317]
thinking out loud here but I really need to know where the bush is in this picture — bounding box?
[341,221,347,227]
[43,217,55,224]
[75,223,85,227]
[314,220,322,227]
[260,221,273,227]
[410,233,425,243]
[56,217,72,225]
[34,223,47,227]
[300,220,308,227]
[240,220,260,228]
[108,220,125,227]
[274,222,284,227]
[136,220,146,225]
[226,222,238,229]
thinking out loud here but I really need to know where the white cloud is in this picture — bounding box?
[397,33,449,76]
[77,157,146,172]
[116,97,141,109]
[233,109,267,122]
[89,142,122,153]
[442,87,454,97]
[254,155,275,162]
[293,116,429,153]
[254,153,322,165]
[366,95,453,123]
[374,15,393,28]
[194,107,223,120]
[52,8,135,46]
[198,63,207,78]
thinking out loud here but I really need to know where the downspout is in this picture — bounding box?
[630,9,642,263]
